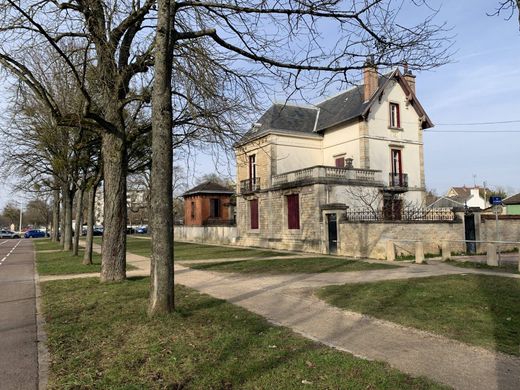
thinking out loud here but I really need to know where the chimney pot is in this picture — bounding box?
[363,57,378,102]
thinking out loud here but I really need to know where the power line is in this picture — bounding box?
[424,129,520,133]
[435,119,520,126]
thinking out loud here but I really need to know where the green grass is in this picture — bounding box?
[446,260,519,274]
[318,274,520,356]
[36,249,102,275]
[95,236,291,260]
[41,277,446,389]
[33,239,64,251]
[189,257,400,274]
[35,239,135,275]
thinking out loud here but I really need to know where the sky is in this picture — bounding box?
[0,1,519,208]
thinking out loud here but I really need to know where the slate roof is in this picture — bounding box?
[183,181,234,197]
[427,196,465,209]
[503,193,520,205]
[235,69,431,146]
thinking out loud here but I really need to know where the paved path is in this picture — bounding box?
[43,241,520,389]
[0,239,39,390]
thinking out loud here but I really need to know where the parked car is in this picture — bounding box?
[126,227,136,234]
[0,230,21,239]
[136,225,148,234]
[93,227,104,236]
[24,230,49,238]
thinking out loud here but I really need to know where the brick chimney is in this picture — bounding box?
[402,62,416,95]
[363,56,378,102]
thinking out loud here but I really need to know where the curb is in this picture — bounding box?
[33,246,49,390]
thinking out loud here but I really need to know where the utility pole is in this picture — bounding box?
[19,199,23,232]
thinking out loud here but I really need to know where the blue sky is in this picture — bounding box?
[1,1,519,208]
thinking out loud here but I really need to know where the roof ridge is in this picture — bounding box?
[271,102,317,110]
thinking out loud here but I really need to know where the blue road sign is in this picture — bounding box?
[489,196,502,205]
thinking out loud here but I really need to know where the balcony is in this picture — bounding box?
[272,166,383,188]
[386,173,408,192]
[240,177,261,193]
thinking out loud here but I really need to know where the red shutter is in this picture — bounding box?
[250,199,259,229]
[287,194,300,229]
[396,103,401,128]
[335,157,345,168]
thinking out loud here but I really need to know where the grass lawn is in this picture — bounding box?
[33,239,64,251]
[41,277,445,389]
[95,236,291,261]
[317,274,520,356]
[446,260,519,274]
[189,257,399,274]
[36,249,102,275]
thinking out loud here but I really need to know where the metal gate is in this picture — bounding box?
[464,212,476,254]
[327,214,338,254]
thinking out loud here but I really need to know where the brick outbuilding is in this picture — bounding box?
[183,181,235,226]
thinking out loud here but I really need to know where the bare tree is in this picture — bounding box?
[490,1,520,26]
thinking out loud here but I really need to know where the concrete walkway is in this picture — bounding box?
[41,242,520,389]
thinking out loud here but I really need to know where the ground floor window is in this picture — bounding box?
[250,199,259,229]
[287,194,300,229]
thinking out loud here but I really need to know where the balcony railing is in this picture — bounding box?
[388,173,408,188]
[272,166,382,187]
[345,207,455,222]
[240,177,261,193]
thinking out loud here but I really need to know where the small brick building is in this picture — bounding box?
[183,181,235,226]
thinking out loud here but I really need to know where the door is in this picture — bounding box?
[391,149,403,186]
[464,213,476,254]
[327,214,338,254]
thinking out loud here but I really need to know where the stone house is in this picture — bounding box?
[234,61,434,254]
[444,186,491,209]
[183,181,235,226]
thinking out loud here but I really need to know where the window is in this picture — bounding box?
[190,201,195,219]
[390,149,403,186]
[389,102,400,128]
[248,155,256,180]
[210,198,220,218]
[250,199,259,229]
[287,194,300,229]
[335,157,345,168]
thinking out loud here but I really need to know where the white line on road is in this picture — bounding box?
[0,240,21,266]
[0,240,9,246]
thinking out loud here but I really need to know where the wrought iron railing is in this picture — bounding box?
[272,166,382,186]
[388,173,408,188]
[344,207,455,222]
[240,177,261,193]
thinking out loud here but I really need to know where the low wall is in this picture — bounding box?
[174,225,238,245]
[479,215,520,250]
[339,221,465,259]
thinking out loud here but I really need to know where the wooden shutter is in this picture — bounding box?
[250,199,259,229]
[335,157,345,168]
[287,194,300,229]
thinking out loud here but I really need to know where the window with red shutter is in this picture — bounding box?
[335,157,345,168]
[389,102,400,128]
[287,194,300,229]
[250,199,259,229]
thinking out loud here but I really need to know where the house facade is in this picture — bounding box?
[444,186,490,209]
[183,181,235,226]
[234,62,433,253]
[503,193,520,215]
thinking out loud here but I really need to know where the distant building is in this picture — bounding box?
[503,193,520,215]
[442,186,491,209]
[183,181,235,226]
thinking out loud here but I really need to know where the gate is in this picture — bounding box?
[464,212,476,254]
[327,214,338,254]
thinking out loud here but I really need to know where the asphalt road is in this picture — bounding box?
[0,239,38,390]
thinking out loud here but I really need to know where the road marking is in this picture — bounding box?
[0,240,21,266]
[0,240,9,246]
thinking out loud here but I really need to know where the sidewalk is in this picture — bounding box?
[40,242,520,389]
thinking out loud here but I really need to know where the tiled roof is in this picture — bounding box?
[183,181,234,197]
[503,193,520,205]
[235,69,431,147]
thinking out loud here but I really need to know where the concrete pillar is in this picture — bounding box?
[441,241,450,261]
[415,241,425,264]
[486,243,498,266]
[386,240,395,261]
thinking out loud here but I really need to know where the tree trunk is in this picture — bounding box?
[148,0,174,315]
[100,130,127,282]
[62,185,74,251]
[59,187,65,246]
[51,187,60,242]
[73,186,84,256]
[83,182,98,265]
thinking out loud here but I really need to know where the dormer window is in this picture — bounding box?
[389,102,400,128]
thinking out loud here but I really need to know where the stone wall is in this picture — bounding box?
[174,225,237,245]
[478,215,520,251]
[338,221,465,259]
